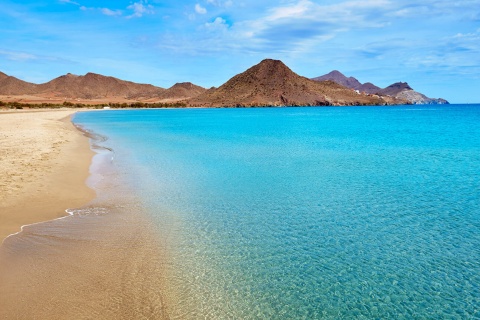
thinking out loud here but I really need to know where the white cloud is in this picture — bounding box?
[195,4,207,14]
[157,0,480,60]
[78,5,124,16]
[0,49,37,61]
[233,0,394,52]
[205,17,228,30]
[265,0,312,21]
[127,0,154,18]
[59,0,80,5]
[0,49,70,63]
[101,8,122,16]
[206,0,233,8]
[58,0,146,18]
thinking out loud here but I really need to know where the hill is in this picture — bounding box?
[0,73,38,95]
[157,82,206,101]
[312,71,380,94]
[36,72,165,99]
[378,82,448,104]
[312,71,449,104]
[378,82,413,96]
[189,59,399,107]
[2,62,447,106]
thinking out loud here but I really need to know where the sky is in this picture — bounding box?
[0,0,479,103]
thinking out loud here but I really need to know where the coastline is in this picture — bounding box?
[0,109,95,242]
[0,109,170,319]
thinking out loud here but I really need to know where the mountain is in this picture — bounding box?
[378,82,449,104]
[0,72,38,95]
[0,72,209,102]
[378,82,413,96]
[157,82,206,101]
[189,59,400,107]
[312,70,380,94]
[313,71,449,104]
[359,82,381,94]
[37,72,165,99]
[1,63,446,106]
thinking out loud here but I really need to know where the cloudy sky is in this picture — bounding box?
[1,0,479,103]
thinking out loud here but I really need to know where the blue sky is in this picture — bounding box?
[1,0,479,103]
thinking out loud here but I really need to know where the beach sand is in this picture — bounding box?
[0,109,95,241]
[0,109,170,319]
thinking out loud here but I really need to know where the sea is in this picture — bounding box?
[73,105,480,319]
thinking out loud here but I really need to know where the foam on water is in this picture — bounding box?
[73,105,480,318]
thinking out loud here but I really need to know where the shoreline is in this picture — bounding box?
[0,108,95,243]
[0,109,170,319]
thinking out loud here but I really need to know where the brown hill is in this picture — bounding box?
[312,70,380,94]
[378,82,413,96]
[313,71,449,104]
[189,59,398,107]
[313,70,361,89]
[379,82,448,104]
[157,82,206,101]
[37,72,165,99]
[0,72,38,95]
[360,82,381,94]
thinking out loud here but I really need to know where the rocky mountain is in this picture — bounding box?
[0,71,167,100]
[312,71,449,104]
[189,59,401,107]
[312,70,362,89]
[157,82,206,101]
[360,82,382,94]
[378,82,449,104]
[37,72,165,99]
[0,72,38,95]
[377,82,413,96]
[395,90,448,104]
[312,70,380,94]
[1,62,447,106]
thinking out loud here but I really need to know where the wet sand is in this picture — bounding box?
[0,204,170,319]
[0,109,170,319]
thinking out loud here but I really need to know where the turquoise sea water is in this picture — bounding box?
[73,105,480,319]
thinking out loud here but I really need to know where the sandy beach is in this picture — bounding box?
[0,109,170,319]
[0,109,95,242]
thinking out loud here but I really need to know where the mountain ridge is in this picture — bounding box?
[312,71,449,104]
[189,59,403,107]
[1,60,447,106]
[312,71,381,94]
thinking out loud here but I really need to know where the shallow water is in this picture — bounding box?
[73,105,480,318]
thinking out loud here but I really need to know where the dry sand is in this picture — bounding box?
[0,109,95,241]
